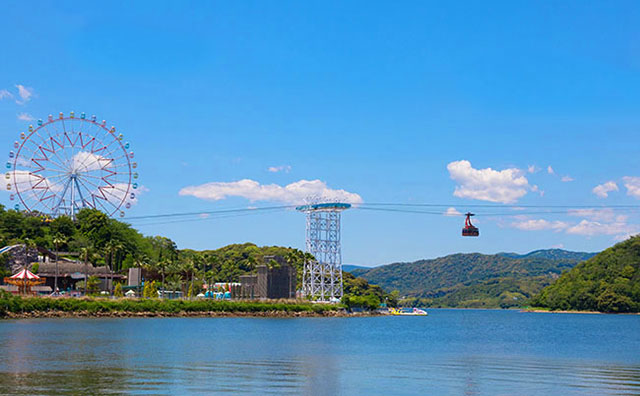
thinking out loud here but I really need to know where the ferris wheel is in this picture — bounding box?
[5,112,138,219]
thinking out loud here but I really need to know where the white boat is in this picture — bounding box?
[388,307,428,316]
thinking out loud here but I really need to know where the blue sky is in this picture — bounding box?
[2,1,640,266]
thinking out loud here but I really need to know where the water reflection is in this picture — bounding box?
[0,312,639,395]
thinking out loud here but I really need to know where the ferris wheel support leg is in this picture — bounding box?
[70,175,76,220]
[55,178,73,217]
[73,176,86,212]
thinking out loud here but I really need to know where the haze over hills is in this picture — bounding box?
[348,249,596,308]
[497,249,597,261]
[342,264,369,273]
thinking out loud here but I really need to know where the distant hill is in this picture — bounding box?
[498,249,596,261]
[352,249,595,308]
[343,264,371,273]
[531,237,640,313]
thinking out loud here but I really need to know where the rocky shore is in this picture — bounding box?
[4,309,378,319]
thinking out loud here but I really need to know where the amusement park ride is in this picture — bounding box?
[4,110,481,302]
[5,112,138,220]
[462,212,480,237]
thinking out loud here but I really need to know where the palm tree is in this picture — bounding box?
[159,259,170,298]
[23,238,37,269]
[79,246,94,296]
[193,254,206,296]
[181,259,196,299]
[132,254,148,298]
[104,240,123,296]
[52,234,67,295]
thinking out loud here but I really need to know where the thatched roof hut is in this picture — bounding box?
[36,260,111,277]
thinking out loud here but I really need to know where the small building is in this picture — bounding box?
[239,255,296,299]
[35,260,123,293]
[128,268,142,287]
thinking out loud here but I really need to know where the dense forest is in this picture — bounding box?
[350,251,594,308]
[0,206,389,306]
[531,236,640,313]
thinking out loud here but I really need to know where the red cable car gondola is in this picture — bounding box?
[462,212,479,237]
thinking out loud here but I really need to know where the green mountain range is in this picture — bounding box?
[349,249,596,308]
[531,237,640,313]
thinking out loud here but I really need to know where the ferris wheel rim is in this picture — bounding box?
[9,115,135,217]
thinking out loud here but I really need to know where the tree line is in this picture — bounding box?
[0,206,391,307]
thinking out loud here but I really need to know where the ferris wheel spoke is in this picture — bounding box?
[75,154,115,174]
[72,135,116,172]
[69,120,91,173]
[77,174,131,194]
[93,196,117,215]
[44,122,74,169]
[30,159,70,175]
[38,124,66,161]
[78,179,129,213]
[77,177,119,214]
[21,185,56,211]
[14,161,66,174]
[71,120,89,174]
[51,119,73,170]
[79,153,130,175]
[63,119,79,172]
[76,142,127,174]
[22,139,66,169]
[30,131,72,173]
[79,172,128,182]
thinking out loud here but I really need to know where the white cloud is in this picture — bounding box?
[9,170,63,193]
[443,207,461,216]
[179,179,363,205]
[623,177,640,199]
[447,160,529,204]
[547,166,555,175]
[614,232,638,242]
[551,244,564,249]
[94,183,146,208]
[567,208,626,223]
[592,181,618,198]
[15,84,34,105]
[566,220,638,237]
[511,219,568,232]
[527,165,538,174]
[267,165,291,173]
[511,208,637,239]
[72,151,111,172]
[17,112,34,121]
[0,89,13,100]
[561,176,574,182]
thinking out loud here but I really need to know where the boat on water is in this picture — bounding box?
[388,307,428,316]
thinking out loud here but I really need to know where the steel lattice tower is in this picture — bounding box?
[296,203,351,302]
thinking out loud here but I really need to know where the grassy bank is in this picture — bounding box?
[0,292,345,318]
[522,306,640,315]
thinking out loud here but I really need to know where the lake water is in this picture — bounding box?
[0,309,639,395]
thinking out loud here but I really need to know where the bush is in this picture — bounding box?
[0,294,341,316]
[342,294,380,310]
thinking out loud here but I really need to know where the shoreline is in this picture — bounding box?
[521,308,640,315]
[3,309,379,319]
[0,295,383,319]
